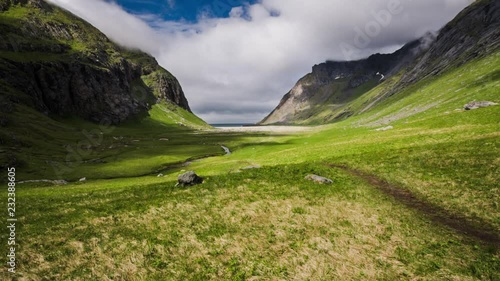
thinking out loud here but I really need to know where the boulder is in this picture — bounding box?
[305,174,333,184]
[79,177,86,182]
[176,171,203,187]
[464,101,497,110]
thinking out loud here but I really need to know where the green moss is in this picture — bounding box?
[0,5,31,23]
[140,70,178,98]
[149,102,211,129]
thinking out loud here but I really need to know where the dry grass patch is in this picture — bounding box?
[11,164,499,280]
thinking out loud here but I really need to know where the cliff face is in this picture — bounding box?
[259,41,420,125]
[260,0,500,125]
[0,0,191,124]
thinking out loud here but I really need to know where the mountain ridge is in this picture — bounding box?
[0,0,193,125]
[259,39,421,125]
[260,0,500,125]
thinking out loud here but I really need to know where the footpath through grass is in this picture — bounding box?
[9,163,500,280]
[1,50,499,280]
[4,106,499,280]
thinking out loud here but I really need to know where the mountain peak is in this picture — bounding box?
[260,0,500,125]
[0,0,192,124]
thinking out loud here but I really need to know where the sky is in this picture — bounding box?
[46,0,474,124]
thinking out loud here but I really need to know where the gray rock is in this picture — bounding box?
[157,173,164,177]
[79,177,86,182]
[305,174,333,184]
[464,101,498,110]
[176,171,203,187]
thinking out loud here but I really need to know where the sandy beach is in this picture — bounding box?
[214,125,315,133]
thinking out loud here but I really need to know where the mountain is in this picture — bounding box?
[260,0,500,125]
[0,0,211,172]
[260,40,421,125]
[0,0,193,125]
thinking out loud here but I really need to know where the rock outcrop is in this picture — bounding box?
[0,0,191,124]
[464,101,498,110]
[176,171,203,187]
[259,40,421,125]
[261,0,500,125]
[305,174,333,184]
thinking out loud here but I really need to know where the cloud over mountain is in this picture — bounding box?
[47,0,473,123]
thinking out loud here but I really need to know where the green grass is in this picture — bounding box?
[0,1,216,181]
[149,103,211,129]
[296,78,381,124]
[0,7,499,279]
[1,101,228,181]
[0,2,163,67]
[6,163,499,280]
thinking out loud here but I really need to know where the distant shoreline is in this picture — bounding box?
[214,125,315,133]
[210,123,255,128]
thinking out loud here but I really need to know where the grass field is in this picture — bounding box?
[0,49,499,280]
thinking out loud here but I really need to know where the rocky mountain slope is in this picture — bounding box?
[261,0,500,125]
[0,0,192,125]
[260,40,421,124]
[392,0,500,92]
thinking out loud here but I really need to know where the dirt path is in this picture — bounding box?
[328,164,500,248]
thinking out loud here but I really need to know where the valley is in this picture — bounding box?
[0,0,499,280]
[2,50,499,279]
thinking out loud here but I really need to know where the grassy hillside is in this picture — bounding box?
[1,45,498,280]
[293,77,381,124]
[0,97,216,181]
[0,3,159,67]
[287,47,499,125]
[0,1,214,180]
[263,0,499,126]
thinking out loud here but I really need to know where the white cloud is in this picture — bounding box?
[46,0,473,123]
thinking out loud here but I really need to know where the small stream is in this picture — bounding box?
[221,145,231,155]
[20,145,234,184]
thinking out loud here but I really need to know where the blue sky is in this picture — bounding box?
[49,0,473,123]
[114,0,258,22]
